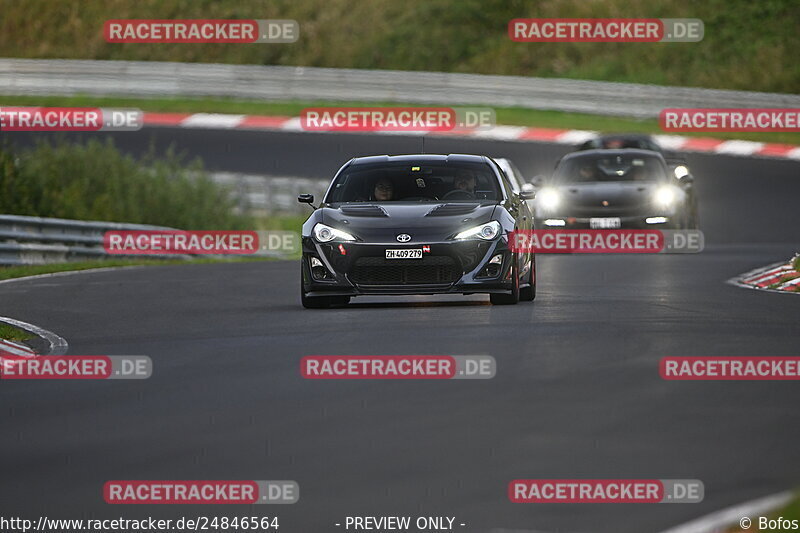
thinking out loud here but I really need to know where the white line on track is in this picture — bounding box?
[714,140,764,155]
[181,113,246,128]
[658,491,793,533]
[0,316,68,356]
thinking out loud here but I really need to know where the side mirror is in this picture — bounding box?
[677,173,694,185]
[530,175,546,188]
[298,194,317,210]
[520,183,536,200]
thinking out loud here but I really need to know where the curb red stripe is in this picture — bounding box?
[238,115,293,128]
[681,137,724,151]
[0,339,35,356]
[733,260,800,294]
[518,127,568,141]
[141,112,193,125]
[757,143,799,157]
[136,112,800,160]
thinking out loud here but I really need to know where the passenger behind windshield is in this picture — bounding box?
[326,161,501,203]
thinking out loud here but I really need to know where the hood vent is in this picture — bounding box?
[426,203,478,216]
[339,204,389,217]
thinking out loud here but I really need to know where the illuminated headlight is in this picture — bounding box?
[455,221,501,241]
[538,188,560,211]
[654,186,680,208]
[673,165,689,179]
[544,219,566,227]
[313,223,356,243]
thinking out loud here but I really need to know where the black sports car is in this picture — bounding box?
[298,154,536,308]
[576,133,698,227]
[534,149,694,230]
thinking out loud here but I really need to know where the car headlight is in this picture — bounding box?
[537,188,560,211]
[455,221,501,241]
[313,223,356,243]
[673,165,689,179]
[654,185,680,207]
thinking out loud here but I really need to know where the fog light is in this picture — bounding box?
[310,257,330,280]
[544,219,566,227]
[485,254,503,277]
[646,216,668,224]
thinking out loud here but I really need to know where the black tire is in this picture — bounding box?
[301,270,331,308]
[519,256,536,301]
[301,291,332,309]
[490,255,520,305]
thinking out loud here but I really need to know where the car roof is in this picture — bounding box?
[559,148,667,163]
[349,154,490,165]
[592,133,654,141]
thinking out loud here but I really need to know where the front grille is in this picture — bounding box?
[349,256,459,285]
[563,205,648,217]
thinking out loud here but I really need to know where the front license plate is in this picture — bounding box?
[385,249,423,259]
[590,217,621,229]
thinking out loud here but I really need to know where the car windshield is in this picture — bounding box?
[325,161,502,203]
[554,154,668,183]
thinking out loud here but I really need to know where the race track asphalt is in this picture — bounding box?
[1,128,799,532]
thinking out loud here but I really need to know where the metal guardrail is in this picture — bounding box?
[210,172,328,215]
[0,212,300,266]
[0,173,326,265]
[1,58,798,118]
[0,214,179,265]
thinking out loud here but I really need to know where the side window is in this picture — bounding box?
[510,162,525,187]
[496,166,515,197]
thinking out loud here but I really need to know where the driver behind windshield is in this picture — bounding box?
[372,177,394,201]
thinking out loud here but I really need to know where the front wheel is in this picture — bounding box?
[301,270,349,308]
[519,256,536,301]
[301,289,332,309]
[490,255,520,305]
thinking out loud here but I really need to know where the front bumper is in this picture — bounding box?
[535,214,675,229]
[301,236,517,296]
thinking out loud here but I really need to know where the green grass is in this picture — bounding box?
[255,214,307,234]
[0,323,34,342]
[0,0,797,93]
[0,137,254,229]
[0,256,288,283]
[793,255,800,272]
[3,94,799,145]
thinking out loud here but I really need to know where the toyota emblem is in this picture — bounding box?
[396,233,412,243]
